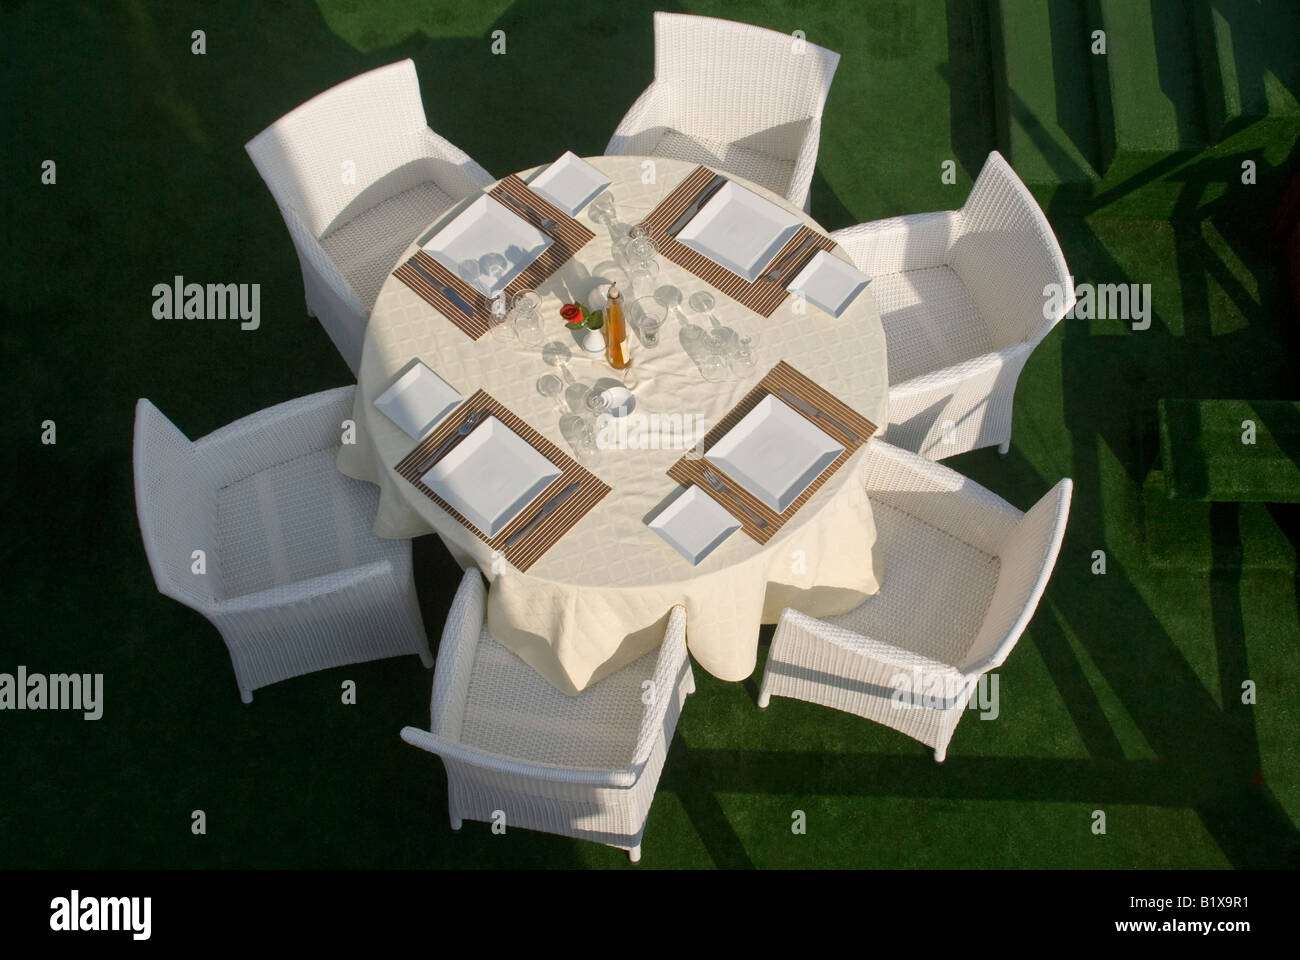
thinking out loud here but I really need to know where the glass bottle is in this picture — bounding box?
[604,283,632,370]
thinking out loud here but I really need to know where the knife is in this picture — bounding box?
[764,234,819,284]
[409,258,474,316]
[504,480,582,547]
[498,191,556,232]
[666,174,727,237]
[777,388,859,442]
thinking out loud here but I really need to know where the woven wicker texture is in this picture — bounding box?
[605,12,840,208]
[402,570,694,860]
[133,387,432,703]
[245,59,496,373]
[831,151,1073,459]
[758,441,1071,760]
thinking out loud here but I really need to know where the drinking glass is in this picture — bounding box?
[512,290,545,346]
[626,226,656,269]
[487,293,513,341]
[630,296,666,348]
[688,290,739,356]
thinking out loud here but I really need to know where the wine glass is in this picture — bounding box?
[626,226,656,269]
[559,414,599,463]
[629,258,659,298]
[630,296,666,348]
[512,290,545,347]
[688,290,739,356]
[457,259,483,296]
[588,191,620,240]
[487,292,513,341]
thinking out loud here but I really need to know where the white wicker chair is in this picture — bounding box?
[133,386,432,703]
[831,151,1074,459]
[401,570,694,862]
[246,59,495,374]
[758,440,1071,762]
[605,12,840,210]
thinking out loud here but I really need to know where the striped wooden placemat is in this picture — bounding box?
[638,166,836,318]
[392,174,595,340]
[394,252,491,339]
[394,389,610,571]
[667,361,877,543]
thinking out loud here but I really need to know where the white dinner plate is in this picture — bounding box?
[422,196,553,298]
[787,250,872,318]
[676,181,803,282]
[420,417,563,537]
[373,362,461,440]
[527,151,611,217]
[705,395,844,513]
[648,485,741,565]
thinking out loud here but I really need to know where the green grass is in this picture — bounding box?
[1159,399,1300,501]
[2,0,1298,869]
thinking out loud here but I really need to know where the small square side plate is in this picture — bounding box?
[373,362,461,440]
[527,151,611,216]
[787,250,872,318]
[648,485,741,565]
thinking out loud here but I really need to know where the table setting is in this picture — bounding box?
[336,153,888,695]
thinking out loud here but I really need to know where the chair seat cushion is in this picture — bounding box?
[822,499,999,667]
[320,180,455,310]
[648,130,795,201]
[872,266,993,385]
[458,633,658,769]
[215,448,390,598]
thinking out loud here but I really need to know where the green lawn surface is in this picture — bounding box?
[1,0,1298,868]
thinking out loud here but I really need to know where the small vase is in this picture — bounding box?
[581,327,606,354]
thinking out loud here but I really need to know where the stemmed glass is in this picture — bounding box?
[688,291,739,356]
[487,292,512,341]
[512,290,545,347]
[588,191,620,240]
[630,296,666,348]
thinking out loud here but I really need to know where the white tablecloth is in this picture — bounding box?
[338,156,889,694]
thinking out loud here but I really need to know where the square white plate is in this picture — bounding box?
[676,181,803,282]
[705,395,844,513]
[420,417,563,537]
[648,485,741,565]
[422,195,553,298]
[527,151,611,217]
[373,362,461,440]
[787,250,872,318]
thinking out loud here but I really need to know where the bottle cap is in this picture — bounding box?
[607,282,621,301]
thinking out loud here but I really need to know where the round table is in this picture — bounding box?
[338,156,889,694]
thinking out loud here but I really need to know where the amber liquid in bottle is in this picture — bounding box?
[604,283,632,370]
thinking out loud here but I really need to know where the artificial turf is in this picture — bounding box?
[2,0,1298,869]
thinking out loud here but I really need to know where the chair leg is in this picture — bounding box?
[997,440,1010,456]
[418,646,434,669]
[934,744,947,763]
[628,844,641,863]
[757,688,771,709]
[449,813,462,831]
[239,686,253,705]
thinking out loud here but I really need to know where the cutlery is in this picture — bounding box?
[763,234,818,284]
[409,258,474,316]
[777,388,859,442]
[503,480,581,547]
[417,410,483,474]
[702,467,768,528]
[499,191,556,232]
[667,174,726,237]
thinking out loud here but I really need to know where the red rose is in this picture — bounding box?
[560,304,581,324]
